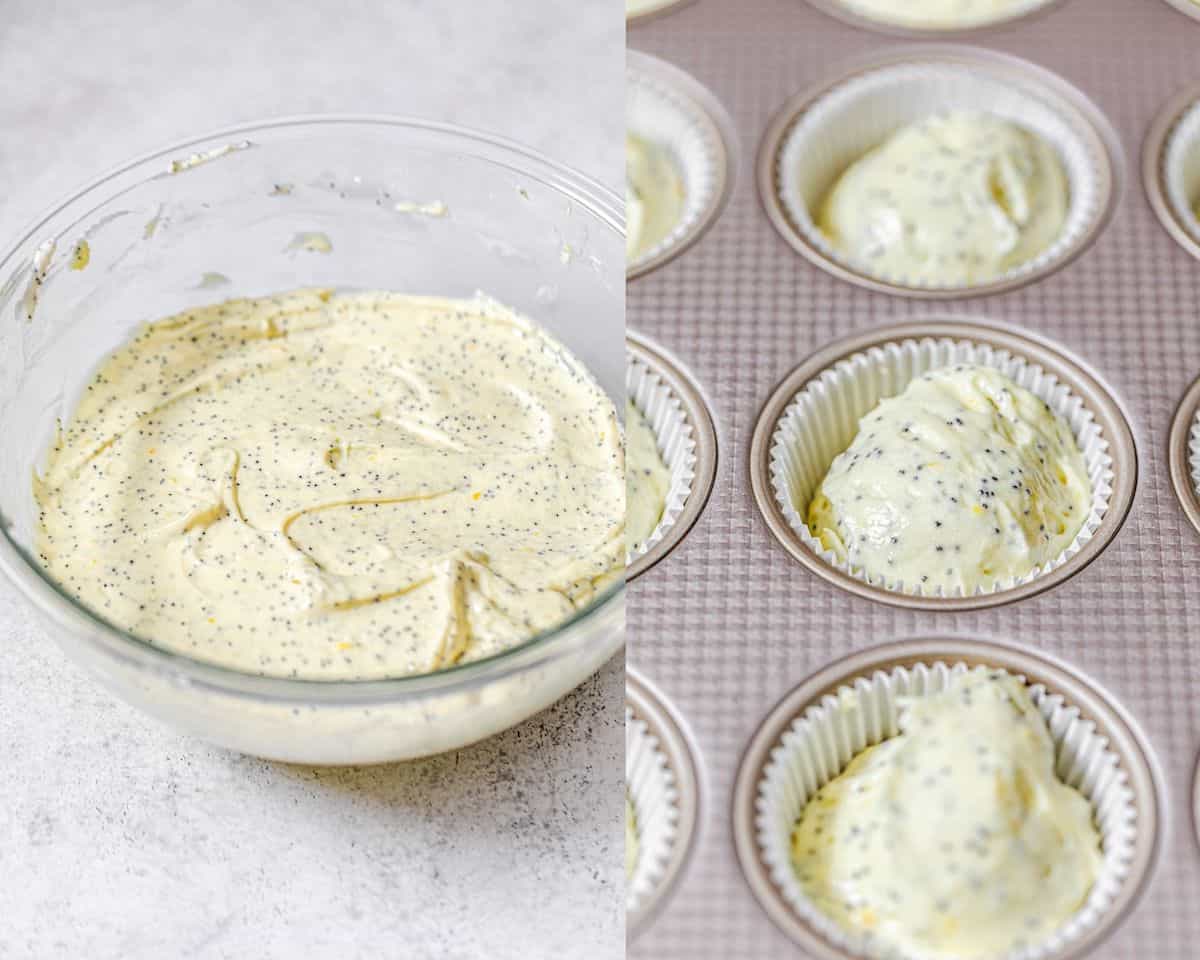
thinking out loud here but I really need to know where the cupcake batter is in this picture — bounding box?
[35,289,625,680]
[819,111,1068,286]
[807,364,1091,595]
[792,667,1102,959]
[626,399,671,556]
[627,134,685,262]
[837,0,1033,29]
[626,794,640,880]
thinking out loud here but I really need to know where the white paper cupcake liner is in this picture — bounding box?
[775,59,1112,293]
[1187,411,1200,502]
[1162,96,1200,246]
[626,704,679,913]
[626,351,698,566]
[769,336,1114,599]
[627,59,727,274]
[755,661,1139,960]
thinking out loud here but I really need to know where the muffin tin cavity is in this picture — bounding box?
[749,320,1136,611]
[627,332,718,581]
[1143,84,1200,264]
[732,638,1163,960]
[627,50,737,279]
[627,668,703,942]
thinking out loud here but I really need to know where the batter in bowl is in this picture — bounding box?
[35,289,625,680]
[791,667,1102,959]
[807,364,1091,595]
[819,111,1068,286]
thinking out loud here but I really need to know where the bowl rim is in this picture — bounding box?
[0,113,626,702]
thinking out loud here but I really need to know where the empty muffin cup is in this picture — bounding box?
[732,638,1162,960]
[758,46,1120,298]
[627,668,702,941]
[627,50,736,279]
[626,332,718,581]
[1143,83,1200,263]
[749,319,1137,610]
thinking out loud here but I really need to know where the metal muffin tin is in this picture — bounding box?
[628,0,1200,956]
[627,667,704,942]
[627,331,719,581]
[731,637,1164,960]
[757,45,1122,300]
[1143,82,1200,265]
[749,318,1138,611]
[627,50,738,281]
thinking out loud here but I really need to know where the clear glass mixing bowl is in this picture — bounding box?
[0,116,625,764]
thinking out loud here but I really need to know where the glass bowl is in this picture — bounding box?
[0,116,625,764]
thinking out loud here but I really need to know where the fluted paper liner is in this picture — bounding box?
[1187,411,1200,503]
[626,350,698,564]
[775,60,1111,292]
[627,704,679,912]
[1163,96,1200,245]
[755,661,1138,960]
[627,63,725,272]
[768,336,1114,599]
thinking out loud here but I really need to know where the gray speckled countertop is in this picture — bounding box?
[0,3,623,957]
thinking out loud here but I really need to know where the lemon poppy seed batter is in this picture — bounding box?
[35,289,625,680]
[807,364,1091,595]
[627,134,686,262]
[791,668,1102,959]
[834,0,1036,28]
[819,111,1068,287]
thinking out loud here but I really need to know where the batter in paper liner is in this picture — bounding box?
[627,133,686,262]
[35,289,624,680]
[836,0,1041,30]
[819,111,1068,286]
[807,364,1091,594]
[791,667,1103,959]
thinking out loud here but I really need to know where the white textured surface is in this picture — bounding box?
[0,2,623,958]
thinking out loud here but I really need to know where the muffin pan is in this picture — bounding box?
[629,0,1200,956]
[627,331,719,580]
[732,638,1163,960]
[626,50,737,280]
[758,45,1121,299]
[627,667,703,942]
[750,319,1136,610]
